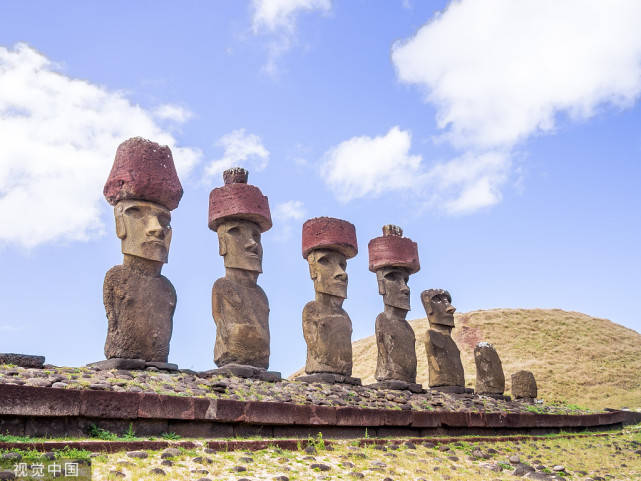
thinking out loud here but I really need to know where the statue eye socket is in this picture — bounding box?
[158,215,171,228]
[318,257,329,265]
[124,206,142,218]
[227,227,239,235]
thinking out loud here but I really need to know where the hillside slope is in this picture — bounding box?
[349,309,641,410]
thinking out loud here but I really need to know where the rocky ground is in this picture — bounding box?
[1,425,640,480]
[0,364,593,415]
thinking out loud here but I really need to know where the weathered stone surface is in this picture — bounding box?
[367,380,424,393]
[425,329,465,388]
[512,370,538,399]
[103,258,176,362]
[295,373,362,386]
[104,137,183,211]
[302,297,353,376]
[368,225,419,274]
[88,358,146,370]
[210,169,272,370]
[374,313,417,384]
[208,167,272,232]
[202,363,281,382]
[302,217,357,259]
[422,289,466,389]
[474,342,505,395]
[101,139,181,364]
[0,353,44,368]
[369,225,420,387]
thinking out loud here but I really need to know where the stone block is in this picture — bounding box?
[80,390,139,419]
[138,393,194,420]
[87,358,146,370]
[0,385,80,417]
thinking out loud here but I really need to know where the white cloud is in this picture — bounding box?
[250,0,331,75]
[381,0,641,212]
[154,104,193,123]
[273,200,306,221]
[252,0,331,33]
[321,127,423,202]
[271,200,306,241]
[205,129,270,179]
[0,43,201,248]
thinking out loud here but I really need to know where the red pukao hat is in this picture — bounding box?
[103,137,183,211]
[302,217,358,259]
[208,167,272,232]
[368,225,420,274]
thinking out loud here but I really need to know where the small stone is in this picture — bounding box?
[349,473,365,479]
[52,382,68,389]
[311,464,331,471]
[552,465,565,472]
[161,448,181,459]
[304,445,317,454]
[273,477,289,481]
[126,451,148,459]
[509,455,521,464]
[1,453,21,461]
[239,456,254,463]
[232,466,247,472]
[150,468,165,475]
[161,460,173,467]
[108,471,125,478]
[404,442,416,449]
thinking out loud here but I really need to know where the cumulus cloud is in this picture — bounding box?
[392,0,641,150]
[205,129,269,179]
[250,0,332,74]
[0,43,201,248]
[271,200,306,241]
[321,127,423,202]
[153,104,193,123]
[364,0,641,213]
[273,200,306,221]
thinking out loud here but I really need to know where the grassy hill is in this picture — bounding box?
[344,309,641,410]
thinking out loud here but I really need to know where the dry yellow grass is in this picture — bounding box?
[349,309,641,411]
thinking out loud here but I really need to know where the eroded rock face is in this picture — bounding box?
[375,312,417,383]
[302,218,358,377]
[425,329,465,387]
[474,342,505,394]
[209,169,272,370]
[512,370,538,399]
[422,289,465,388]
[302,297,353,375]
[103,257,175,362]
[102,137,182,363]
[369,226,420,384]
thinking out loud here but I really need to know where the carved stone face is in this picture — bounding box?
[423,291,456,328]
[376,267,410,311]
[217,219,263,272]
[115,199,172,263]
[308,248,348,299]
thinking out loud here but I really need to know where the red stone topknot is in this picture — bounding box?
[302,217,358,259]
[368,224,420,274]
[209,167,272,232]
[103,137,183,210]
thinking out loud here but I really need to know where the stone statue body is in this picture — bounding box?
[212,219,270,369]
[303,249,353,375]
[103,199,176,362]
[422,289,465,388]
[374,266,417,383]
[474,342,505,395]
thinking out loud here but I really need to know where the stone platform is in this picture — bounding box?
[367,380,425,393]
[295,373,362,386]
[87,358,179,371]
[0,384,627,440]
[199,363,281,382]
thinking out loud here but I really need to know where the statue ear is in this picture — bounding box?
[218,233,227,256]
[115,210,126,240]
[376,271,386,296]
[307,253,317,280]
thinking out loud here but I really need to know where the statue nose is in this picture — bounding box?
[446,305,456,314]
[334,269,347,281]
[147,216,165,238]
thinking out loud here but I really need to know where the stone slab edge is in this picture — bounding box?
[0,385,627,429]
[0,432,615,454]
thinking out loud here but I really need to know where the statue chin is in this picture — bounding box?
[316,284,347,299]
[122,243,168,264]
[223,256,263,273]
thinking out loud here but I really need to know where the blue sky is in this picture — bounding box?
[1,0,640,375]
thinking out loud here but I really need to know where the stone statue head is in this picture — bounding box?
[376,266,410,311]
[217,219,263,273]
[115,199,172,263]
[307,248,348,299]
[421,288,456,328]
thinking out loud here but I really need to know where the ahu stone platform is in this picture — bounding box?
[0,384,627,440]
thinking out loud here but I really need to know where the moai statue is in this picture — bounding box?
[511,370,538,401]
[296,217,361,385]
[422,289,472,393]
[474,342,507,399]
[368,225,423,393]
[92,137,183,371]
[207,168,280,381]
